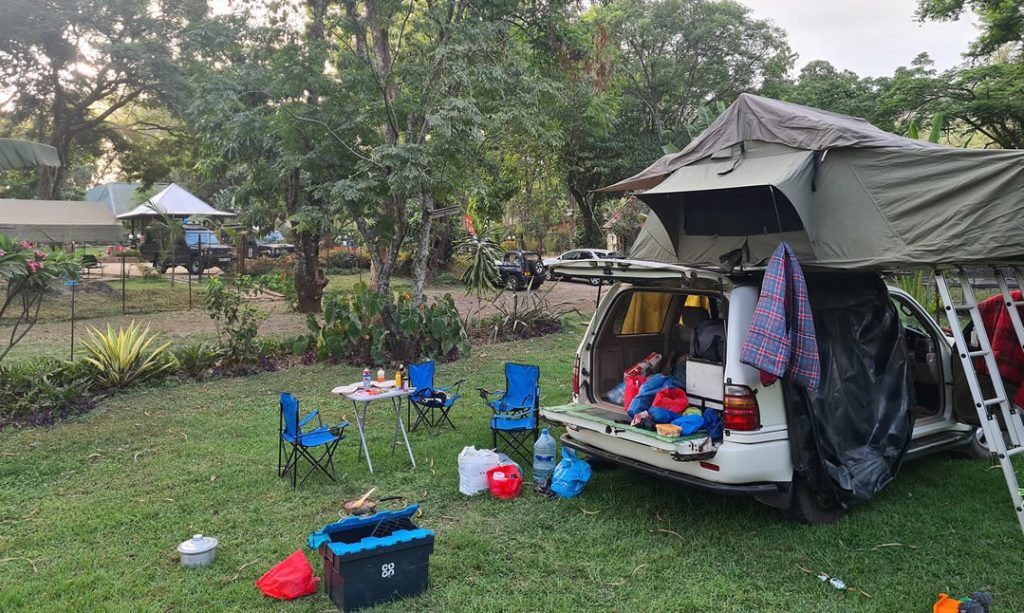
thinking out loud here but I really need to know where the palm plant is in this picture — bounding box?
[80,321,174,388]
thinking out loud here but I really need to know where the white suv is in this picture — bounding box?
[541,259,981,522]
[544,249,624,285]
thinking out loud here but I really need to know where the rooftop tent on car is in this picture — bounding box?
[613,94,1024,271]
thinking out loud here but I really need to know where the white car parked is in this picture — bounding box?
[541,258,983,523]
[543,249,625,285]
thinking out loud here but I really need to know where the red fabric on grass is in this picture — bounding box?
[256,550,319,600]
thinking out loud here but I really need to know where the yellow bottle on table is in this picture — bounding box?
[395,367,403,389]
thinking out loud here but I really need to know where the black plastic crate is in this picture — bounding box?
[308,505,434,611]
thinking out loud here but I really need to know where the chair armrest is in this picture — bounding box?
[476,387,492,400]
[440,379,466,395]
[298,410,320,428]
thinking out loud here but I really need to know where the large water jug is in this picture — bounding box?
[533,428,557,484]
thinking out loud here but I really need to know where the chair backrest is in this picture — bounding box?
[409,361,435,391]
[81,254,98,266]
[280,392,300,438]
[503,362,540,408]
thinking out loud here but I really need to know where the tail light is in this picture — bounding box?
[724,384,760,431]
[571,354,581,396]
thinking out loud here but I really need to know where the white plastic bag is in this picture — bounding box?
[458,446,501,495]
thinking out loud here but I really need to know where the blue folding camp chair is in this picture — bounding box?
[407,361,465,434]
[478,363,540,462]
[278,392,348,487]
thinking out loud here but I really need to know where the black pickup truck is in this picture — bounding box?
[495,250,545,291]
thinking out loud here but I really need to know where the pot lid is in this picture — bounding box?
[177,533,218,555]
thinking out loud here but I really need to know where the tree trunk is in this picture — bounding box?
[570,186,603,247]
[37,137,68,199]
[411,192,434,306]
[294,229,326,313]
[284,169,326,313]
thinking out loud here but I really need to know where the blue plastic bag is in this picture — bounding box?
[550,448,592,498]
[671,413,705,435]
[605,381,626,404]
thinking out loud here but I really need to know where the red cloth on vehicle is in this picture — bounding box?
[975,290,1024,409]
[256,550,319,600]
[624,374,647,409]
[651,387,689,414]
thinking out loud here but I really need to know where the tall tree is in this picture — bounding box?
[917,0,1024,55]
[603,0,793,147]
[188,2,349,313]
[0,0,186,198]
[332,0,557,302]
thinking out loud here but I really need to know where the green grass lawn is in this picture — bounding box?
[2,325,1023,611]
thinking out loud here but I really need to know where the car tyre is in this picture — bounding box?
[545,269,555,281]
[156,260,170,274]
[188,258,205,276]
[955,427,999,460]
[782,476,843,525]
[588,277,602,287]
[504,275,522,292]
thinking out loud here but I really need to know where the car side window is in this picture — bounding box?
[890,295,937,352]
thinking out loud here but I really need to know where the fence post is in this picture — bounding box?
[121,251,126,315]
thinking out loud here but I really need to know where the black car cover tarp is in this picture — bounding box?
[783,274,915,509]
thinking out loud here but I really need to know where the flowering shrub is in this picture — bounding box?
[0,235,78,363]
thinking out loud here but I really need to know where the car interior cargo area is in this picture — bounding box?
[586,287,726,440]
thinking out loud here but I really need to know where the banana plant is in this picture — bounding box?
[81,321,174,388]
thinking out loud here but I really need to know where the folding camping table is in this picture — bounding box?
[332,384,415,474]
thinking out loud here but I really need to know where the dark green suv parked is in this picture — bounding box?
[139,224,236,275]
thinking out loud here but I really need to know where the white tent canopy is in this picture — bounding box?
[116,184,235,220]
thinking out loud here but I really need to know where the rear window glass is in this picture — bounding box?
[599,252,624,259]
[611,291,718,336]
[613,292,673,335]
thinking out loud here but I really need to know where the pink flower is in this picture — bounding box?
[27,260,41,273]
[0,250,6,257]
[34,250,46,260]
[18,240,31,250]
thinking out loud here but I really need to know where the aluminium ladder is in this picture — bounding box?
[934,266,1024,534]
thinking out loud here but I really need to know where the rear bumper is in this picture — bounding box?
[561,434,786,496]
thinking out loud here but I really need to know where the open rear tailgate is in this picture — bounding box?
[542,404,715,458]
[550,258,721,285]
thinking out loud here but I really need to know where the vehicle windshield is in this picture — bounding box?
[184,230,221,247]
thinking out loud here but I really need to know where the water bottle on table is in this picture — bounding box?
[533,428,557,484]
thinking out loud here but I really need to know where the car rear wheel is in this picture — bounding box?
[188,258,205,276]
[782,476,843,524]
[545,270,555,281]
[156,260,170,274]
[504,276,522,291]
[588,277,602,287]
